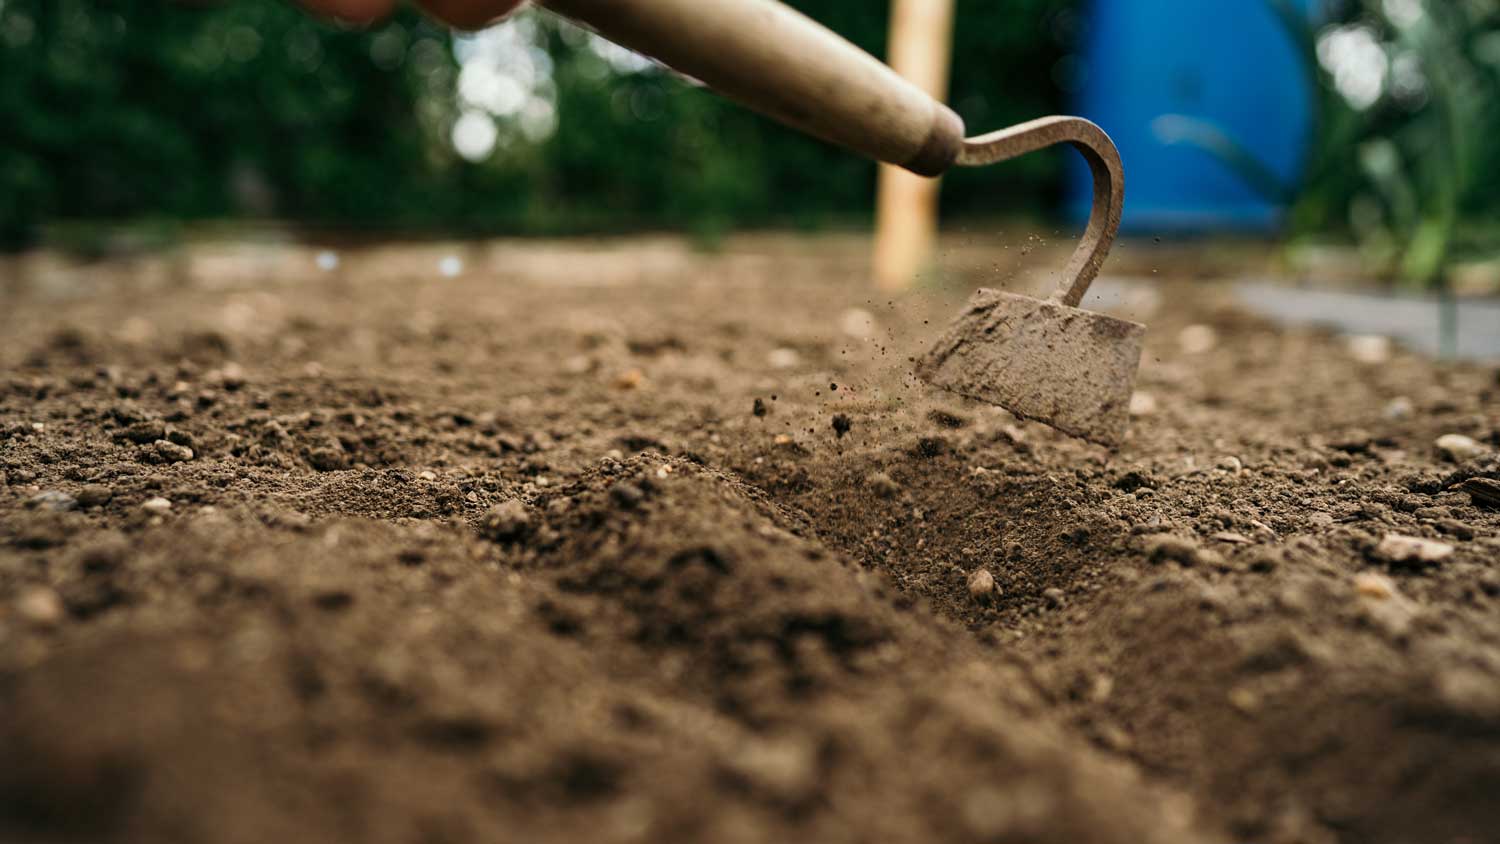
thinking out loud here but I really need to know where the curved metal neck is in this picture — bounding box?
[957,116,1123,309]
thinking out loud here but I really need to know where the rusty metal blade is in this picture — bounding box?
[917,288,1144,447]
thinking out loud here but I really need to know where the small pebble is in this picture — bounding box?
[1128,391,1158,416]
[1042,587,1067,608]
[967,569,997,601]
[418,470,438,481]
[767,347,801,369]
[1178,324,1218,354]
[1372,533,1454,566]
[1345,334,1391,364]
[1436,434,1488,462]
[16,587,64,626]
[27,490,77,512]
[612,369,645,390]
[141,497,173,515]
[1382,396,1414,421]
[152,439,194,463]
[1216,456,1243,474]
[838,308,877,339]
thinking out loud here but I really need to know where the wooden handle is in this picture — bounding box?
[540,0,966,176]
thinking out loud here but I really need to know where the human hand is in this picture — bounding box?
[295,0,527,30]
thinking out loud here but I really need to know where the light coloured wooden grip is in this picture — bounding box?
[540,0,966,176]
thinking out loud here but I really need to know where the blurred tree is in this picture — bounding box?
[0,0,1078,248]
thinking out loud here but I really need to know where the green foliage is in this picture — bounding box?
[1273,0,1500,287]
[0,0,1074,247]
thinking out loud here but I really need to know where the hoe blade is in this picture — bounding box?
[917,288,1144,447]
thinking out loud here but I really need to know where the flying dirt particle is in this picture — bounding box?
[1346,334,1391,364]
[967,569,997,601]
[1457,477,1500,509]
[829,383,838,391]
[1435,433,1488,462]
[1372,533,1454,567]
[15,587,64,626]
[752,398,767,418]
[481,499,533,542]
[832,414,852,438]
[865,471,900,498]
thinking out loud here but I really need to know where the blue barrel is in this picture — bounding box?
[1067,0,1315,232]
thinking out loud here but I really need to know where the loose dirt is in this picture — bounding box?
[2,236,1498,844]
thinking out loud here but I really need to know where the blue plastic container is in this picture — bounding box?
[1067,0,1314,232]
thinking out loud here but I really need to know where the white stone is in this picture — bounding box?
[1373,533,1454,565]
[141,496,173,515]
[1436,434,1488,462]
[1177,324,1218,354]
[1129,391,1158,416]
[838,307,877,339]
[1345,334,1391,364]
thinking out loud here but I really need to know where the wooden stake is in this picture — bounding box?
[873,0,955,291]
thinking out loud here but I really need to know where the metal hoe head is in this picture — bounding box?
[916,117,1143,447]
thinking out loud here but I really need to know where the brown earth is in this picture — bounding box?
[2,235,1498,844]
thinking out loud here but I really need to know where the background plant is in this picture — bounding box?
[1272,0,1500,287]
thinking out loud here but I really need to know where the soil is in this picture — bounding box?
[2,235,1499,844]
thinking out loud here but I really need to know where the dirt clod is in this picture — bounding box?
[147,440,194,464]
[1457,477,1500,509]
[480,499,533,542]
[832,414,852,439]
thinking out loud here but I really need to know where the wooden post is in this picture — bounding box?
[873,0,955,291]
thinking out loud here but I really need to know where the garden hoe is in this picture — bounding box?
[541,0,1144,446]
